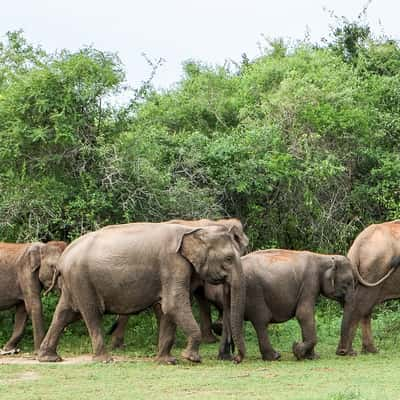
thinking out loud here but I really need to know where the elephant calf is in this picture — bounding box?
[210,249,355,361]
[0,241,67,354]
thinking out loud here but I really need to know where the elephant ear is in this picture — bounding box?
[325,257,337,290]
[177,229,208,274]
[228,225,243,252]
[27,243,42,272]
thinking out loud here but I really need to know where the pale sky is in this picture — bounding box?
[1,1,398,90]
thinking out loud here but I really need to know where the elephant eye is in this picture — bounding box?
[225,255,234,263]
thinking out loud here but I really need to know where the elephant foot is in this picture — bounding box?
[92,353,113,363]
[157,355,177,365]
[262,351,281,361]
[38,351,62,362]
[292,342,307,360]
[0,348,20,356]
[362,344,378,354]
[336,347,358,357]
[233,354,244,364]
[201,334,218,344]
[181,349,201,363]
[211,322,223,336]
[305,351,320,360]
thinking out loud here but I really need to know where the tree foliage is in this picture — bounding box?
[0,19,399,254]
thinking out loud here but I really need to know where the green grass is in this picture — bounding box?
[2,304,400,399]
[1,343,400,400]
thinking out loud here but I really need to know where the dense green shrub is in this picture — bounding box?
[1,15,400,346]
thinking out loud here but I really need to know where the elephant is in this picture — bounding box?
[337,220,400,356]
[0,241,67,354]
[210,249,354,361]
[37,223,246,364]
[109,217,249,349]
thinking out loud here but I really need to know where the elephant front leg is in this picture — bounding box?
[26,299,45,353]
[38,293,80,362]
[20,277,46,353]
[2,303,28,354]
[217,310,233,361]
[162,292,202,363]
[217,284,234,361]
[293,303,318,360]
[196,293,218,344]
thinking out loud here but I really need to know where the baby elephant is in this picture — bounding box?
[0,241,67,354]
[211,249,355,361]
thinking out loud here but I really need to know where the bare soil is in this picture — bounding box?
[0,354,139,365]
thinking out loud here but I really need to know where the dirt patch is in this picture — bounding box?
[0,354,145,365]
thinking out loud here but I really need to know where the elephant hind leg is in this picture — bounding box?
[79,303,110,362]
[110,315,129,350]
[38,293,79,362]
[157,312,177,364]
[361,313,378,354]
[337,287,379,356]
[2,303,28,353]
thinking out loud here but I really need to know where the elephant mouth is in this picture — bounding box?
[207,276,225,285]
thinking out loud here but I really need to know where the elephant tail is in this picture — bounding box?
[354,255,400,287]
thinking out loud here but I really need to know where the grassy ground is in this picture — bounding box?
[1,304,400,400]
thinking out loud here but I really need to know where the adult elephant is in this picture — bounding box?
[109,217,249,349]
[337,220,400,356]
[0,241,67,354]
[210,249,354,361]
[38,223,246,364]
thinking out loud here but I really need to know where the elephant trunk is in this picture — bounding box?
[229,262,246,363]
[336,298,355,355]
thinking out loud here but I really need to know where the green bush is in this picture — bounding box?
[1,14,400,347]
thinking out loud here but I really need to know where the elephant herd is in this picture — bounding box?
[0,218,400,364]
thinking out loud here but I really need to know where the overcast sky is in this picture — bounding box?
[1,1,398,90]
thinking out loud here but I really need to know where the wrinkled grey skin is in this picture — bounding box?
[337,221,400,356]
[211,249,354,361]
[0,241,67,353]
[38,223,246,364]
[109,218,249,349]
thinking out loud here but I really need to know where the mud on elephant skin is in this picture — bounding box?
[38,223,246,364]
[0,241,67,354]
[337,220,400,356]
[213,249,355,361]
[108,217,249,349]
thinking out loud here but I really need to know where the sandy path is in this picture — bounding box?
[0,354,143,365]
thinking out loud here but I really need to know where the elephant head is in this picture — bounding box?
[321,255,355,305]
[28,241,67,292]
[178,225,246,362]
[217,219,249,256]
